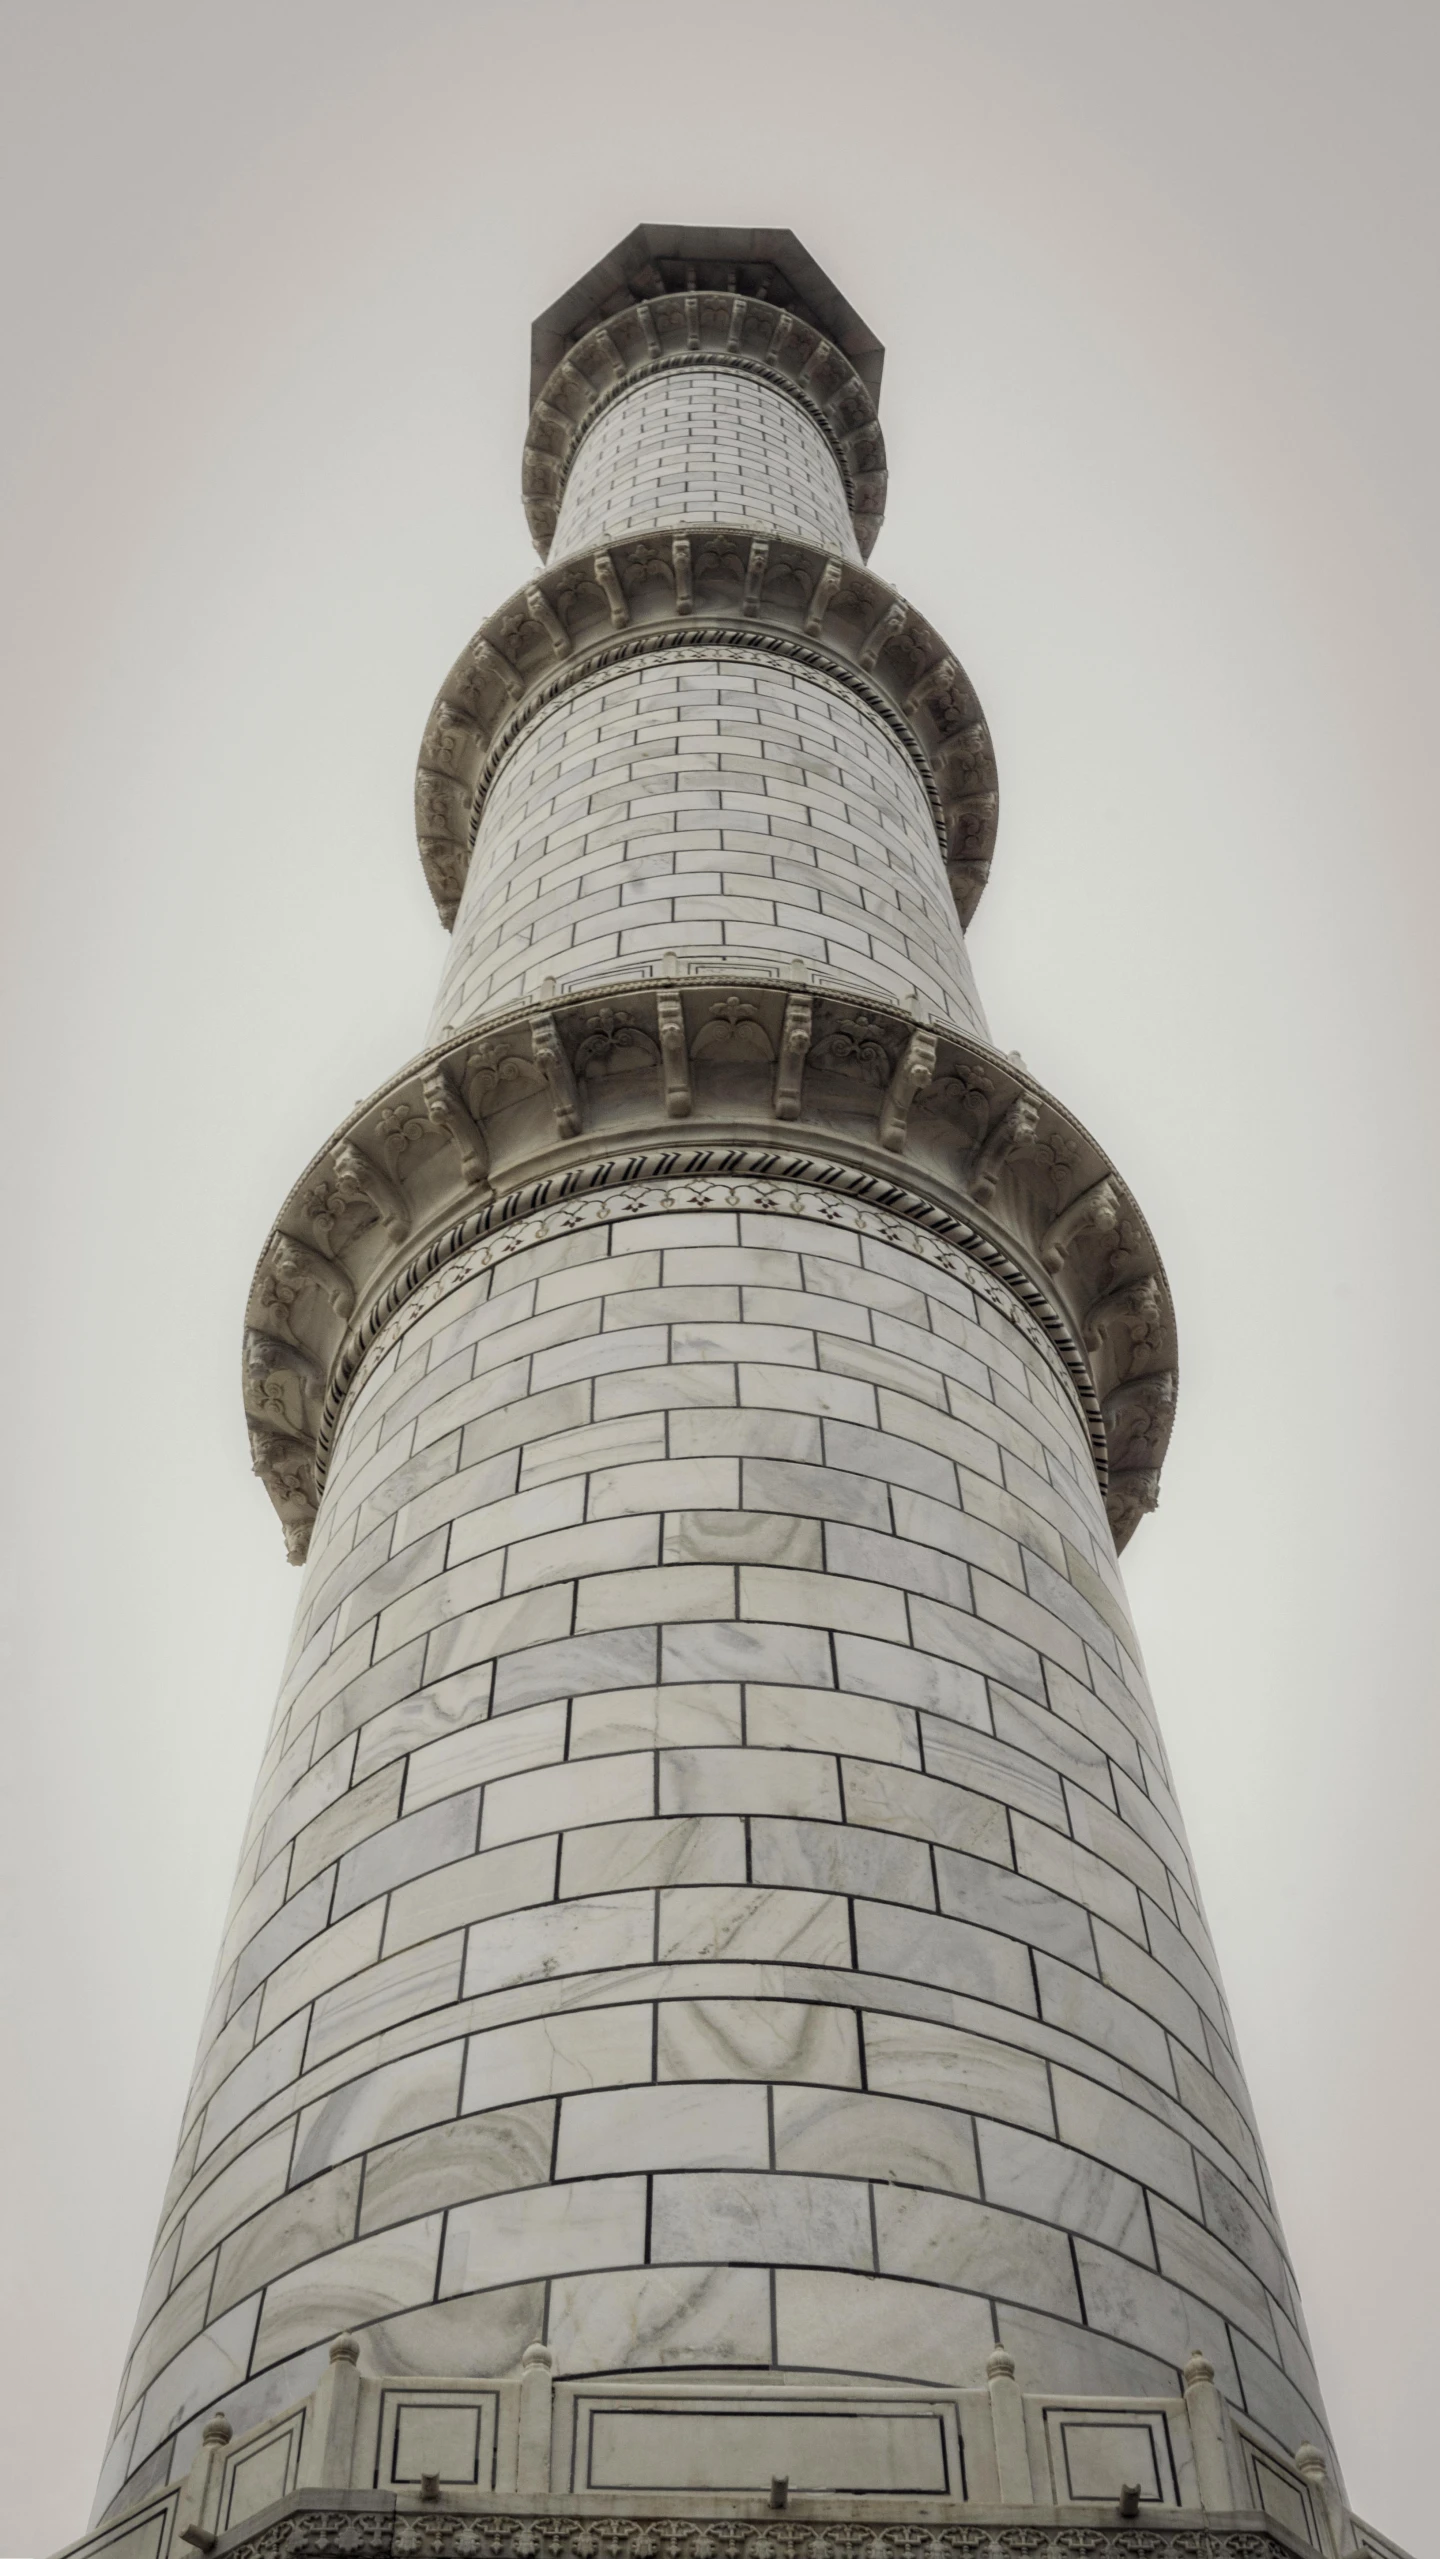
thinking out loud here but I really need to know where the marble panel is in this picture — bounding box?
[288,1763,406,1894]
[557,2080,769,2178]
[404,1698,567,1814]
[462,2002,654,2112]
[211,2159,363,2316]
[656,1880,846,1964]
[750,1813,935,1909]
[560,1814,747,1897]
[349,1663,493,1786]
[934,1845,1097,1968]
[774,2267,992,2386]
[492,1626,658,1716]
[569,1684,743,1754]
[862,2011,1054,2133]
[1035,1955,1174,2086]
[875,2184,1079,2315]
[659,1746,841,1822]
[441,2175,646,2293]
[479,1750,655,1849]
[650,2167,873,2270]
[833,1632,989,1728]
[385,1835,558,1954]
[305,1935,464,2070]
[745,1685,921,1767]
[253,2215,444,2366]
[548,2264,771,2376]
[291,2041,464,2183]
[174,2126,295,2282]
[660,1620,834,1687]
[130,2298,261,2468]
[855,1900,1037,2011]
[657,1996,860,2087]
[976,2118,1154,2263]
[1073,2240,1241,2398]
[1010,1812,1145,1941]
[362,2284,545,2379]
[462,1889,653,1996]
[840,1757,1012,1861]
[359,2100,554,2232]
[772,2086,979,2194]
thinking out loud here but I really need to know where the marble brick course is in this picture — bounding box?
[104,1196,1321,2512]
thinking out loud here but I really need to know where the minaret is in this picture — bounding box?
[79,227,1406,2559]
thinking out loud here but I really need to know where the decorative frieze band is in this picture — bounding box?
[206,2507,1317,2559]
[416,531,998,931]
[522,291,887,561]
[242,977,1175,1564]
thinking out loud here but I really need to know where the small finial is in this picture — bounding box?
[202,2413,232,2446]
[522,2341,553,2372]
[1184,2350,1215,2385]
[1295,2443,1328,2478]
[329,2332,359,2365]
[986,2345,1016,2380]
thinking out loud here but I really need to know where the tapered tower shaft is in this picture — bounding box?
[77,227,1396,2559]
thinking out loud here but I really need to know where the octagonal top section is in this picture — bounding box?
[530,224,885,410]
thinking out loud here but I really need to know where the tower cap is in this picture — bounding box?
[530,224,884,409]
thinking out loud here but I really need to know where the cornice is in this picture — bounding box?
[241,978,1175,1566]
[522,292,886,561]
[415,530,998,935]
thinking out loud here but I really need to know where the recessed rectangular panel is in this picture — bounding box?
[585,2403,951,2494]
[1042,2407,1175,2506]
[223,2425,301,2531]
[378,2390,497,2489]
[1250,2451,1321,2549]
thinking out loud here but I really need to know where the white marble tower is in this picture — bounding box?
[76,229,1406,2559]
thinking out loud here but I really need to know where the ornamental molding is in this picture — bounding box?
[201,2505,1317,2559]
[522,291,887,562]
[241,977,1175,1565]
[416,534,997,933]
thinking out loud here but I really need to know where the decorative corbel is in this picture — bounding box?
[592,551,628,628]
[859,595,907,671]
[742,540,770,617]
[969,1091,1039,1207]
[524,585,570,660]
[248,1425,318,1565]
[470,635,523,703]
[1041,1174,1120,1273]
[243,1330,321,1443]
[1083,1272,1163,1374]
[332,1140,410,1246]
[1103,1369,1176,1468]
[267,1231,355,1324]
[673,536,693,617]
[422,1065,491,1189]
[878,1028,937,1153]
[773,990,813,1120]
[1105,1468,1160,1548]
[530,1013,580,1137]
[656,988,692,1118]
[804,556,844,637]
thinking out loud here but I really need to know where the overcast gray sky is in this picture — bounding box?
[1,5,1436,2552]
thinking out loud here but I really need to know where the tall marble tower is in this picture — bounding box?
[76,228,1405,2559]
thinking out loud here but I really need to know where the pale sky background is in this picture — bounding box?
[1,4,1436,2552]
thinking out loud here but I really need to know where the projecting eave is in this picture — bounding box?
[530,224,885,407]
